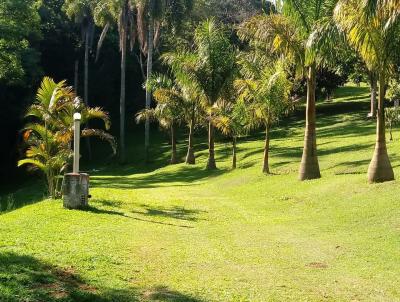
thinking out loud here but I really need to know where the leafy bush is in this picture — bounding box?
[18,77,115,198]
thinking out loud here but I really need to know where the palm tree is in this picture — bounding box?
[239,0,338,180]
[19,77,116,198]
[94,0,137,163]
[164,20,236,170]
[136,73,185,164]
[213,99,247,169]
[335,0,400,182]
[134,0,194,161]
[235,57,292,174]
[64,0,96,158]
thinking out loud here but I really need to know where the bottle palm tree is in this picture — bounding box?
[163,20,236,170]
[19,77,116,198]
[335,0,400,182]
[239,0,338,180]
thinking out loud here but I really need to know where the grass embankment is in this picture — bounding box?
[1,85,400,301]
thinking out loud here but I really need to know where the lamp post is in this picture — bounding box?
[62,112,90,209]
[73,112,81,174]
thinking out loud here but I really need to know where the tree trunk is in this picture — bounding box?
[84,27,92,160]
[263,124,270,174]
[232,137,237,169]
[145,10,154,162]
[119,21,127,164]
[369,73,377,117]
[74,60,79,94]
[170,124,178,164]
[389,124,393,141]
[206,120,217,170]
[299,65,321,180]
[185,116,195,165]
[367,73,394,183]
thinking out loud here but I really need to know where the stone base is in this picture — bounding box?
[62,173,90,209]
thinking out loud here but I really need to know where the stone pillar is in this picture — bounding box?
[63,173,89,209]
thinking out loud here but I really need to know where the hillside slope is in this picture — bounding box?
[1,85,400,302]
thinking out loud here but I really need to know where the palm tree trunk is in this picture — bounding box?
[185,115,195,164]
[367,73,394,183]
[74,60,79,94]
[369,72,377,117]
[144,8,154,162]
[206,120,217,170]
[84,28,92,160]
[119,21,127,164]
[170,124,178,164]
[299,64,321,180]
[232,137,237,169]
[263,123,270,174]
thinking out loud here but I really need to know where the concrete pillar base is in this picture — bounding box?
[62,173,90,209]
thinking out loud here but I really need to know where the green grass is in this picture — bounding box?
[1,85,400,301]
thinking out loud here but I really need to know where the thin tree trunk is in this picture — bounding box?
[232,137,237,169]
[185,115,195,164]
[367,73,394,183]
[263,123,270,174]
[389,123,393,141]
[170,124,178,164]
[299,64,321,180]
[119,21,127,164]
[74,60,79,94]
[369,72,377,117]
[206,120,217,170]
[145,9,154,162]
[84,27,92,160]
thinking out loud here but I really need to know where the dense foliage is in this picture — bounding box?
[2,0,400,190]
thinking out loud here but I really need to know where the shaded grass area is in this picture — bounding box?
[0,252,203,302]
[1,84,400,301]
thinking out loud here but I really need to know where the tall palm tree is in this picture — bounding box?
[164,20,236,170]
[239,0,338,180]
[64,0,96,158]
[335,0,400,182]
[94,0,137,163]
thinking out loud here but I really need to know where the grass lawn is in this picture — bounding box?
[1,85,400,301]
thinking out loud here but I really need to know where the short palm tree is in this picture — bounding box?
[164,19,236,170]
[19,77,116,198]
[236,57,292,174]
[335,0,400,182]
[134,0,194,160]
[136,74,184,164]
[213,99,247,169]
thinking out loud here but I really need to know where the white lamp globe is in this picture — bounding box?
[73,112,82,121]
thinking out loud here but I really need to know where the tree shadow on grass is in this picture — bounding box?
[0,252,136,302]
[132,204,206,222]
[0,181,45,214]
[143,286,205,302]
[91,166,226,190]
[0,252,206,302]
[83,202,201,229]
